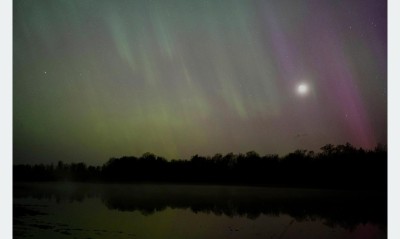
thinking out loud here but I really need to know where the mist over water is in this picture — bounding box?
[14,183,386,239]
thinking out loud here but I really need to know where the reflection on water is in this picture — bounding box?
[14,183,386,239]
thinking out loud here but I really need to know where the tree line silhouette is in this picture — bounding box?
[14,143,387,189]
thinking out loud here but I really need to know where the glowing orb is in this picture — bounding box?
[297,83,309,96]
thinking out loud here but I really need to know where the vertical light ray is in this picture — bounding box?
[13,0,386,163]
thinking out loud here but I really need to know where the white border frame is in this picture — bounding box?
[0,0,12,238]
[388,0,400,238]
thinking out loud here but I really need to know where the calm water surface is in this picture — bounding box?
[14,183,386,239]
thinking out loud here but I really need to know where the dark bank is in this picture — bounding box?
[14,143,387,190]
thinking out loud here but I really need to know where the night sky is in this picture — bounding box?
[13,0,387,165]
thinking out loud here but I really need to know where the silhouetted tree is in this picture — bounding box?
[13,143,387,190]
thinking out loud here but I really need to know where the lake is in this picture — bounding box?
[14,183,386,239]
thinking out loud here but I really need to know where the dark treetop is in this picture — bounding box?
[14,143,387,190]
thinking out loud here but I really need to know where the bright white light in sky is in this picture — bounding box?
[297,83,309,96]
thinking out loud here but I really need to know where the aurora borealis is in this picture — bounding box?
[13,0,387,164]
